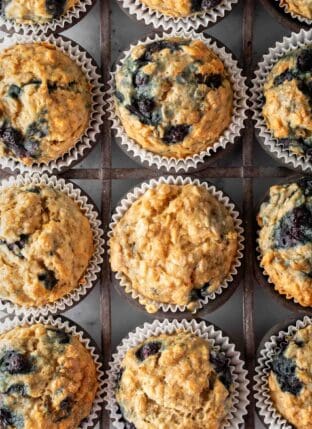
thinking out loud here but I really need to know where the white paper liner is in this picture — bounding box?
[0,0,94,35]
[275,0,312,26]
[108,175,244,314]
[116,0,238,31]
[0,33,104,174]
[0,314,105,429]
[107,30,248,172]
[254,315,312,429]
[0,173,105,317]
[104,319,249,429]
[251,29,312,173]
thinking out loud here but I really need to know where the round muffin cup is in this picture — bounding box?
[254,315,312,429]
[104,318,249,429]
[0,33,104,175]
[251,29,312,174]
[107,30,248,173]
[115,0,238,32]
[0,313,105,429]
[255,175,312,315]
[108,175,244,318]
[0,0,96,35]
[260,0,310,31]
[0,173,105,317]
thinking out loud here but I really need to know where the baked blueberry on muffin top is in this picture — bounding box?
[0,184,93,307]
[2,0,79,24]
[262,47,312,160]
[280,0,312,20]
[109,183,238,313]
[269,324,312,429]
[116,331,232,429]
[139,0,223,17]
[114,38,233,159]
[257,178,312,307]
[0,43,91,166]
[0,323,98,429]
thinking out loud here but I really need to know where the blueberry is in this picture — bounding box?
[273,69,294,86]
[26,118,48,140]
[296,80,312,98]
[0,125,26,158]
[38,270,58,290]
[0,351,31,375]
[133,72,149,87]
[6,383,27,396]
[196,73,222,89]
[297,49,312,72]
[297,178,312,196]
[23,140,40,158]
[6,234,28,258]
[201,0,222,9]
[26,187,40,194]
[271,353,303,395]
[8,84,21,99]
[23,79,42,88]
[116,368,124,388]
[294,339,304,348]
[117,406,136,429]
[47,81,58,93]
[45,0,66,18]
[0,408,13,426]
[163,124,190,144]
[127,97,159,126]
[210,350,232,389]
[274,205,312,248]
[135,342,161,361]
[190,284,210,301]
[47,328,70,345]
[137,98,154,116]
[115,91,124,103]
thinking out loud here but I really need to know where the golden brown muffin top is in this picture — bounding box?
[280,0,312,19]
[139,0,223,17]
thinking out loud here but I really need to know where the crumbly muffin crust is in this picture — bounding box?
[0,43,91,166]
[257,179,312,307]
[114,38,233,159]
[0,184,93,307]
[116,331,232,429]
[280,0,312,19]
[3,0,79,24]
[109,183,238,313]
[262,47,312,159]
[139,0,222,17]
[269,324,312,429]
[0,323,98,429]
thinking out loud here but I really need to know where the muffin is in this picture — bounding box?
[280,0,312,20]
[109,183,238,313]
[257,178,312,307]
[139,0,223,17]
[0,42,91,166]
[3,0,79,24]
[114,37,233,159]
[0,184,94,307]
[0,323,98,428]
[268,324,312,429]
[116,331,232,429]
[262,46,312,159]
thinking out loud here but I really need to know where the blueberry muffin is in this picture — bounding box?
[0,323,98,429]
[262,47,312,159]
[269,324,312,429]
[257,178,312,307]
[0,43,91,166]
[109,183,238,313]
[114,38,233,159]
[0,184,94,307]
[139,0,223,17]
[280,0,312,20]
[3,0,79,24]
[116,331,232,429]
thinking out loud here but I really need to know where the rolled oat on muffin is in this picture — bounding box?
[114,37,233,159]
[0,42,91,166]
[0,323,98,428]
[0,183,93,307]
[257,178,312,307]
[109,183,238,313]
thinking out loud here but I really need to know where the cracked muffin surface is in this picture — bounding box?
[269,324,312,429]
[139,0,223,17]
[0,323,98,429]
[114,38,233,159]
[3,0,79,24]
[116,331,232,429]
[280,0,312,20]
[0,43,91,166]
[257,179,312,307]
[0,184,93,307]
[109,183,238,313]
[262,47,312,159]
